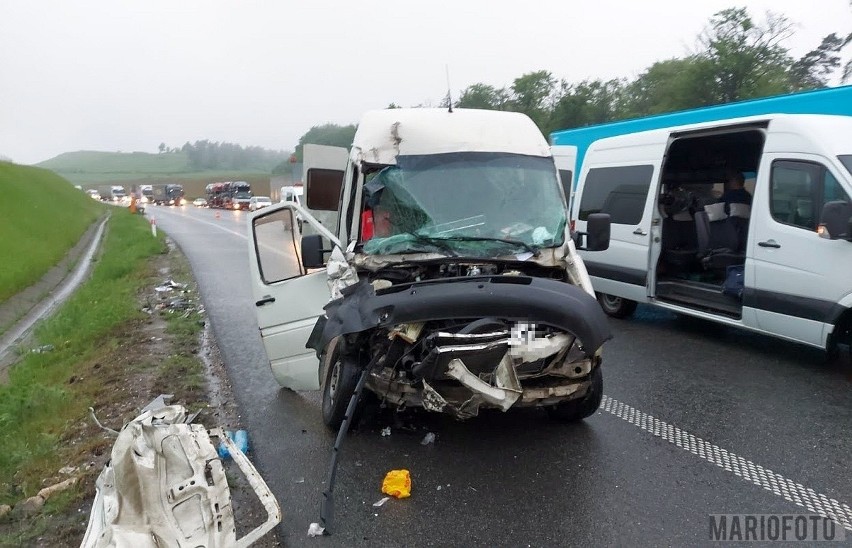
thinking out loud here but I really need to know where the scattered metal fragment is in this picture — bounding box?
[372,497,390,507]
[32,344,55,353]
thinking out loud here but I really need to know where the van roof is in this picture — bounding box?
[352,108,550,164]
[587,113,852,157]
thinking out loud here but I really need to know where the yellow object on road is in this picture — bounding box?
[381,469,411,499]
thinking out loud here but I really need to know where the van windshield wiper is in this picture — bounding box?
[421,235,540,256]
[403,232,459,257]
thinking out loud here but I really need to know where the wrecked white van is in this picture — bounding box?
[248,108,612,429]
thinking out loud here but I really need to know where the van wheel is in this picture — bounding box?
[321,351,361,431]
[546,366,603,422]
[597,293,637,319]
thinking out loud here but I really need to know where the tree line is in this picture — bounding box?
[158,140,291,171]
[291,7,851,155]
[453,8,851,135]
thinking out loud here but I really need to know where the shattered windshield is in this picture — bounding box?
[362,152,566,257]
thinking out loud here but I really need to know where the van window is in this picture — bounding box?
[578,165,654,224]
[770,160,850,231]
[839,155,852,175]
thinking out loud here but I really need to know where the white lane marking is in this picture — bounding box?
[148,208,248,239]
[600,395,852,531]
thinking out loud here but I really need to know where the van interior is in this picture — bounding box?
[655,126,766,318]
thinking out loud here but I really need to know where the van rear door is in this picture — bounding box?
[572,158,660,303]
[552,145,577,210]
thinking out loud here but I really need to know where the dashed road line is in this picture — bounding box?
[600,395,852,531]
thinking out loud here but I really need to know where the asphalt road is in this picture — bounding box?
[148,204,852,547]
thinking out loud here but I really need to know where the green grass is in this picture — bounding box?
[0,162,104,304]
[0,212,165,505]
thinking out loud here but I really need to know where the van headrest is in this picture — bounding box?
[728,203,751,219]
[704,202,728,222]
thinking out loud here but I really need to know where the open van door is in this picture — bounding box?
[552,145,577,210]
[302,144,349,237]
[248,203,341,390]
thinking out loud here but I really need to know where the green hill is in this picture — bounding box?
[36,150,278,187]
[38,150,192,174]
[0,162,104,303]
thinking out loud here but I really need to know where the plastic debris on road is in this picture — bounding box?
[217,430,249,460]
[420,432,436,445]
[372,496,390,507]
[307,522,326,537]
[381,469,412,499]
[380,427,391,437]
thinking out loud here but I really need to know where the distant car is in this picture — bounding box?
[193,198,208,207]
[249,196,272,211]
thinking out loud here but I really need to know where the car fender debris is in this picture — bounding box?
[80,398,280,548]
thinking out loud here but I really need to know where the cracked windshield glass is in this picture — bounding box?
[362,152,566,257]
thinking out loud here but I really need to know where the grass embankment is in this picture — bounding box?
[0,168,207,544]
[0,162,104,304]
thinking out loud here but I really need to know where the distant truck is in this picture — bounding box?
[225,181,252,210]
[152,184,185,206]
[97,185,127,202]
[140,185,154,203]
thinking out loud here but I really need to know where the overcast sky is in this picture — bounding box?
[1,0,851,165]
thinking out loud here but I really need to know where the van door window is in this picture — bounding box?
[578,165,654,224]
[770,160,850,231]
[253,208,304,284]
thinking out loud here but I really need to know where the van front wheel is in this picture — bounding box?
[597,293,637,319]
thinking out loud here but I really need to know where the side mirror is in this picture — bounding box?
[301,234,326,269]
[575,213,611,251]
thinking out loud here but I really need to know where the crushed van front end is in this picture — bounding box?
[309,274,610,421]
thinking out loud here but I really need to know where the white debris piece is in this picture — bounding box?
[80,400,280,548]
[420,432,436,445]
[381,427,391,437]
[307,522,326,537]
[372,497,390,507]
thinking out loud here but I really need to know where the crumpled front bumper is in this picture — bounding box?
[308,276,610,418]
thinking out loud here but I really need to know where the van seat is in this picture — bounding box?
[695,210,745,274]
[661,218,699,274]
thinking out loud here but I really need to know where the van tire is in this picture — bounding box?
[546,366,603,422]
[597,293,637,319]
[321,350,361,431]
